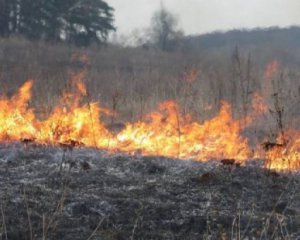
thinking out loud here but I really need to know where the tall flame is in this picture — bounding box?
[0,81,36,140]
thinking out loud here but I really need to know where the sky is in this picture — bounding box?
[108,0,300,36]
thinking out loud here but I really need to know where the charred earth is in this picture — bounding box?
[0,143,299,239]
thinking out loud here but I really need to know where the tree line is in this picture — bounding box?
[0,0,115,46]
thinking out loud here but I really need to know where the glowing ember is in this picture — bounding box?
[0,78,298,171]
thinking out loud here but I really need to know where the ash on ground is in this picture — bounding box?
[0,143,299,240]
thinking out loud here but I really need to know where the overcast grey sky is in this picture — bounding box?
[108,0,300,35]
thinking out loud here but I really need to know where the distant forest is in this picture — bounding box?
[0,0,115,46]
[144,26,299,66]
[183,27,300,51]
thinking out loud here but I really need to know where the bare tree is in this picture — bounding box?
[150,4,183,51]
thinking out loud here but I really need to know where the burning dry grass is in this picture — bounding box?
[0,38,298,171]
[0,38,299,239]
[0,74,298,171]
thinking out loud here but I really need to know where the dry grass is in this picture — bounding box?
[0,37,299,130]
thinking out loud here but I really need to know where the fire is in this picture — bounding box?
[0,79,299,171]
[116,101,250,160]
[264,131,300,170]
[0,81,37,141]
[37,76,113,147]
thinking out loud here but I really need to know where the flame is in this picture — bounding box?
[116,101,250,160]
[37,75,113,147]
[0,81,37,140]
[264,60,279,80]
[0,79,298,171]
[265,131,300,171]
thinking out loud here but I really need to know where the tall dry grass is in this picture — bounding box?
[0,37,299,131]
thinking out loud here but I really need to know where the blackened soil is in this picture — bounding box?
[0,143,299,239]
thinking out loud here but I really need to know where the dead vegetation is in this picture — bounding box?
[0,32,299,239]
[0,37,299,127]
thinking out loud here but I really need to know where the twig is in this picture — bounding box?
[130,201,144,240]
[23,187,33,240]
[241,203,255,239]
[43,175,69,240]
[0,204,7,240]
[86,217,105,240]
[131,215,142,240]
[259,176,294,239]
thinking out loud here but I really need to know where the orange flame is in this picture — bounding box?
[0,79,298,171]
[264,131,300,171]
[116,101,250,160]
[0,81,37,141]
[37,74,113,147]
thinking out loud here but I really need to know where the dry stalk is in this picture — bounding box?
[110,89,122,124]
[23,186,33,240]
[270,213,290,239]
[259,176,294,239]
[241,203,256,239]
[42,173,69,240]
[130,201,144,240]
[231,202,242,240]
[130,215,142,240]
[181,67,199,116]
[175,107,182,159]
[265,72,288,169]
[87,102,97,147]
[86,217,106,240]
[232,47,253,126]
[0,204,7,240]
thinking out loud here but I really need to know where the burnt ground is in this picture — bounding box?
[0,143,299,240]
